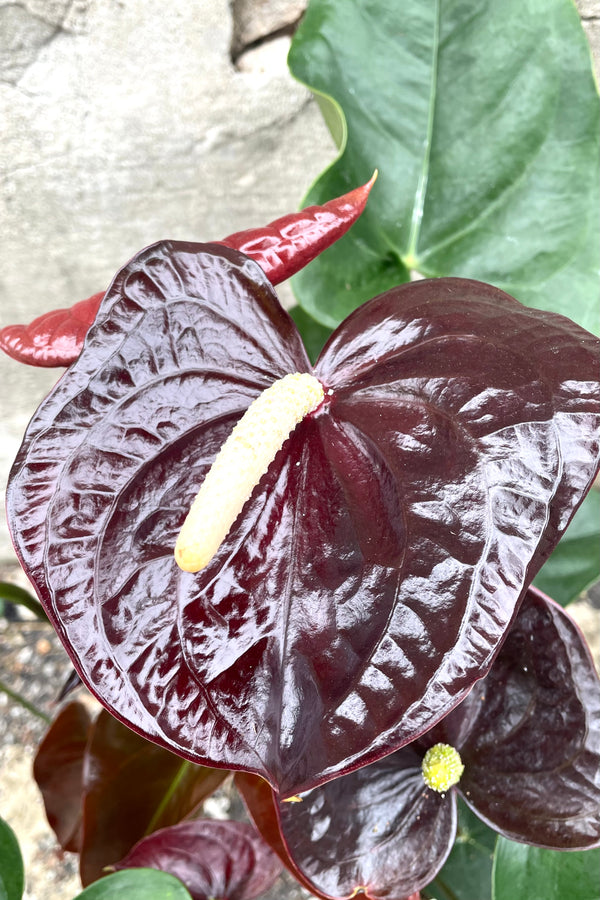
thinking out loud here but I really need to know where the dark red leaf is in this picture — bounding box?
[0,292,105,367]
[436,587,600,849]
[241,762,454,900]
[7,252,600,797]
[80,709,228,885]
[0,177,375,367]
[114,820,282,900]
[33,701,93,853]
[262,588,600,898]
[217,173,377,285]
[235,772,319,897]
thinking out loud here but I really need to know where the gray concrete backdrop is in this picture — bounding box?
[0,0,334,561]
[0,0,598,567]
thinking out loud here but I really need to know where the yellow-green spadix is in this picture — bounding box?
[421,743,464,793]
[174,372,324,573]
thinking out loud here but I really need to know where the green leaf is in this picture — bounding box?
[0,582,48,621]
[289,305,333,363]
[0,817,24,900]
[493,839,600,900]
[428,800,496,900]
[534,488,600,606]
[72,868,193,899]
[288,0,600,333]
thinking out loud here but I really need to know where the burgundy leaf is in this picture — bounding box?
[80,709,228,885]
[0,292,105,367]
[241,761,454,900]
[433,587,600,849]
[7,252,600,797]
[264,588,600,898]
[33,701,93,853]
[217,172,377,286]
[0,177,375,367]
[114,820,282,900]
[235,773,319,897]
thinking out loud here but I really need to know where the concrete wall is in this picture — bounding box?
[0,0,335,562]
[1,0,598,566]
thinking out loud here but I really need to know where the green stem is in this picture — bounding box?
[0,582,49,622]
[0,678,51,723]
[430,873,461,900]
[144,760,192,836]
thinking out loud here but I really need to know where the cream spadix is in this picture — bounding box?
[175,372,325,573]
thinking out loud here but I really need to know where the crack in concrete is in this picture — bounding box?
[231,16,304,67]
[0,4,67,85]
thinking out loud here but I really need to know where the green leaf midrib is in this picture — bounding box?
[143,759,192,836]
[404,0,441,268]
[416,113,556,268]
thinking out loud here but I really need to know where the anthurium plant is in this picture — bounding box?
[1,1,599,899]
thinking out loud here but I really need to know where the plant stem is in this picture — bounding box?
[430,873,462,900]
[0,678,51,723]
[0,582,49,621]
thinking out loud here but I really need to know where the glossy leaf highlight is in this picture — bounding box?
[115,820,282,900]
[7,246,600,797]
[281,750,456,900]
[256,589,600,899]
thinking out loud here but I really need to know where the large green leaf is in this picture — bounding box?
[427,800,496,900]
[289,305,333,362]
[534,487,600,606]
[73,869,192,899]
[0,817,24,900]
[493,839,600,900]
[289,0,600,333]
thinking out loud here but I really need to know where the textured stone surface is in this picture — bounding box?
[577,0,600,77]
[0,0,335,561]
[577,0,600,20]
[231,0,306,58]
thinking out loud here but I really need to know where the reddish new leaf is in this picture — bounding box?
[114,820,282,900]
[216,173,377,285]
[0,292,106,367]
[7,247,600,797]
[0,177,374,367]
[33,701,93,853]
[80,710,228,885]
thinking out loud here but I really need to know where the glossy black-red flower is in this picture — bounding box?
[6,243,600,797]
[241,587,600,900]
